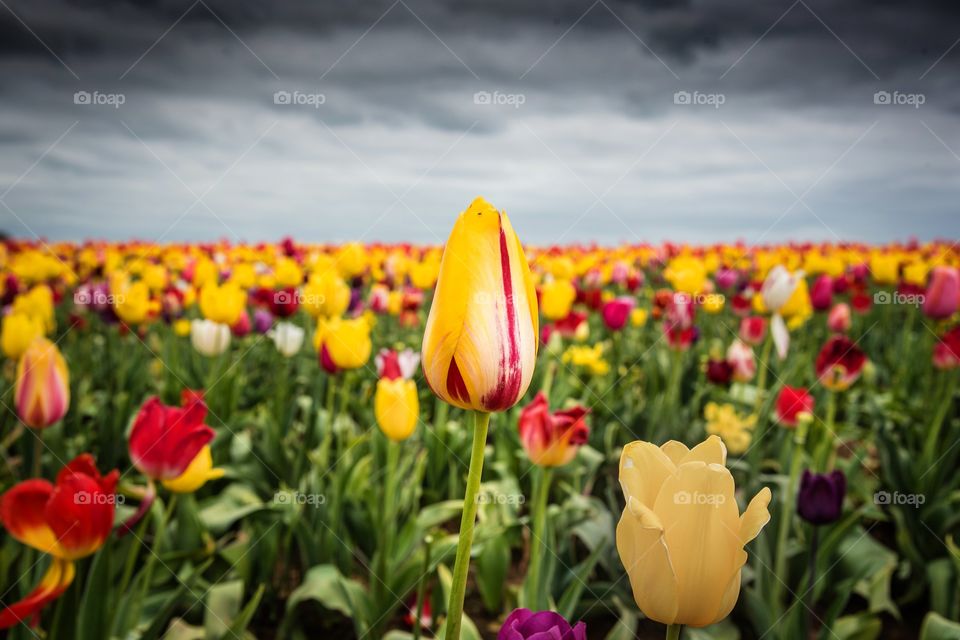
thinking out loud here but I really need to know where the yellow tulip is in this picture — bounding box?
[301,273,350,318]
[374,377,419,441]
[2,313,43,359]
[664,255,707,294]
[422,197,538,412]
[409,258,440,290]
[173,318,192,337]
[161,446,225,493]
[869,252,899,285]
[617,435,771,627]
[11,285,55,333]
[315,316,372,371]
[274,257,304,288]
[114,281,157,325]
[539,279,576,320]
[336,242,367,278]
[199,282,247,326]
[630,308,649,327]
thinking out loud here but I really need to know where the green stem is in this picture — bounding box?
[373,438,400,635]
[317,376,337,472]
[753,335,774,414]
[541,358,557,401]
[772,419,808,610]
[31,429,43,477]
[412,534,434,640]
[923,371,958,464]
[815,391,837,470]
[130,494,177,626]
[526,466,553,610]
[444,410,490,640]
[666,623,682,640]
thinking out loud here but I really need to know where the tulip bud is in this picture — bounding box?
[15,337,70,428]
[422,197,538,412]
[810,275,833,311]
[923,266,959,320]
[2,312,44,360]
[601,297,635,331]
[190,319,231,357]
[761,265,804,312]
[774,385,815,427]
[518,392,589,467]
[539,279,576,321]
[314,316,372,372]
[738,316,766,346]
[726,339,756,382]
[933,326,960,370]
[827,302,851,333]
[270,321,305,357]
[128,396,215,481]
[498,608,586,640]
[375,378,419,441]
[797,470,845,525]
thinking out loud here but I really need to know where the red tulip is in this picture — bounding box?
[231,309,251,337]
[775,385,815,427]
[815,336,867,391]
[705,359,734,385]
[271,287,300,318]
[933,326,960,370]
[923,266,959,320]
[738,316,767,346]
[601,297,634,331]
[0,455,118,629]
[518,392,589,467]
[810,275,833,311]
[850,291,872,314]
[128,396,215,481]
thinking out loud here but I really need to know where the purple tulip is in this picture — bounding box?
[498,609,586,640]
[797,470,845,526]
[253,309,273,334]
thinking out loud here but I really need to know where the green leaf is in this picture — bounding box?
[199,484,265,534]
[76,544,112,640]
[219,584,266,640]
[556,540,607,621]
[475,535,509,612]
[832,613,882,640]
[436,564,483,640]
[285,564,371,635]
[686,619,741,640]
[920,612,960,640]
[205,580,244,638]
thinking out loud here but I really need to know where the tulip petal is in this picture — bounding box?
[654,462,741,627]
[0,479,61,556]
[740,487,773,545]
[0,558,75,629]
[616,497,679,625]
[712,550,747,623]
[659,440,689,465]
[771,313,789,360]
[678,434,727,466]
[620,441,676,509]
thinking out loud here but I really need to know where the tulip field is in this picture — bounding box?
[2,197,960,640]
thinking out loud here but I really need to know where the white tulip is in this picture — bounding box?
[270,321,305,358]
[761,265,804,312]
[191,319,231,357]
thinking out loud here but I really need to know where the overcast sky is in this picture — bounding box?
[1,0,958,245]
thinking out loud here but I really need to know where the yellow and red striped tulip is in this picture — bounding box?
[422,197,538,413]
[15,337,70,429]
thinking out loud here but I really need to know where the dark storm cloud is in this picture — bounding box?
[0,0,958,243]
